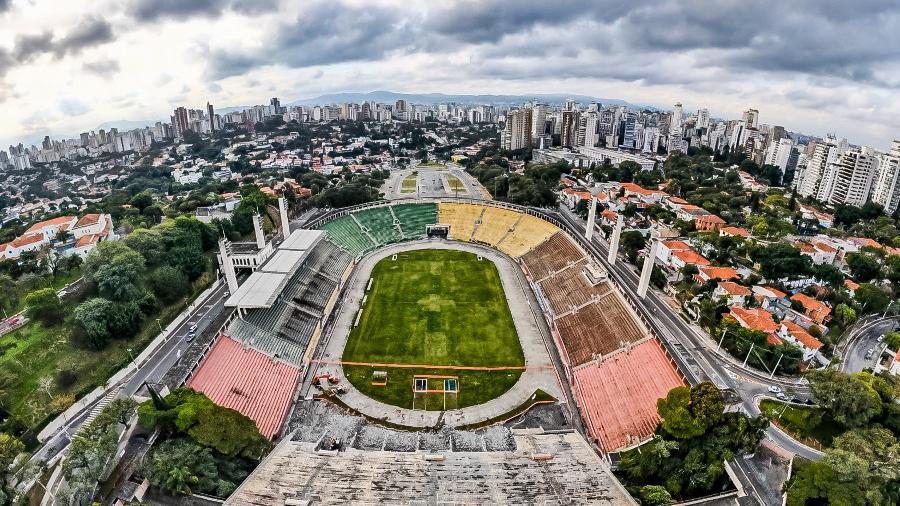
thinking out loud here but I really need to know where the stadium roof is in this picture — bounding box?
[281,228,324,250]
[225,229,324,309]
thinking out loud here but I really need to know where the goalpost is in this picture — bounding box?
[411,375,459,411]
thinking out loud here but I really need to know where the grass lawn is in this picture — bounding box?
[400,174,418,194]
[760,399,842,449]
[342,249,524,409]
[0,270,215,446]
[418,161,447,169]
[446,174,466,193]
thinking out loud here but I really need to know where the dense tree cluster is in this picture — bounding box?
[619,382,768,500]
[466,162,564,207]
[138,388,270,498]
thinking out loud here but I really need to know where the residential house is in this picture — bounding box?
[714,281,752,306]
[728,306,783,345]
[695,266,741,283]
[778,321,826,364]
[790,293,832,325]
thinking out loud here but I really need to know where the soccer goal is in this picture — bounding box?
[411,375,459,411]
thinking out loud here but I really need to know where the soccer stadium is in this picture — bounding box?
[176,197,686,504]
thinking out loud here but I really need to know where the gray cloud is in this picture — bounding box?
[12,32,54,63]
[9,17,114,66]
[209,1,418,78]
[128,0,275,21]
[0,0,9,12]
[82,58,120,78]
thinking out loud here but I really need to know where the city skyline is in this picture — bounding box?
[2,0,900,150]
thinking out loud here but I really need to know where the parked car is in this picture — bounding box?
[186,332,196,342]
[776,392,787,400]
[189,324,198,333]
[768,385,782,394]
[876,335,884,343]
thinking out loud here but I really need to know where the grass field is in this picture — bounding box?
[342,249,524,409]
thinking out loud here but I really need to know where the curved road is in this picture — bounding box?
[839,315,898,373]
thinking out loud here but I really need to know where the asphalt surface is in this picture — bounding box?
[550,205,822,462]
[840,315,899,373]
[383,164,484,200]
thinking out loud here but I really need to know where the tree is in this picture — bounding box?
[620,231,647,264]
[84,242,147,300]
[24,288,64,325]
[855,283,889,314]
[129,192,154,211]
[123,228,165,266]
[0,433,24,502]
[808,369,880,428]
[150,266,191,304]
[73,298,113,349]
[834,303,857,327]
[657,382,724,439]
[750,243,812,281]
[145,439,219,496]
[640,485,674,505]
[0,274,21,314]
[813,263,844,286]
[846,252,882,283]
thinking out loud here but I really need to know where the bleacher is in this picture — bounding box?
[393,203,438,239]
[472,207,521,246]
[541,273,607,315]
[355,207,403,245]
[573,339,685,451]
[496,214,559,258]
[322,216,375,257]
[554,291,647,366]
[437,203,484,241]
[307,240,353,279]
[521,232,586,280]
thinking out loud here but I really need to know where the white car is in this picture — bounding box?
[776,392,788,400]
[768,385,782,394]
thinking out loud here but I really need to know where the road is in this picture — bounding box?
[549,205,821,461]
[840,315,898,373]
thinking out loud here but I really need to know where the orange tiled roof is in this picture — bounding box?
[793,241,816,253]
[844,279,860,291]
[24,216,75,234]
[75,234,99,248]
[782,321,823,350]
[718,281,751,296]
[661,240,692,251]
[720,226,750,238]
[699,266,740,280]
[74,213,101,228]
[790,293,832,322]
[729,306,779,334]
[11,234,44,248]
[849,237,882,249]
[696,214,726,224]
[672,249,711,266]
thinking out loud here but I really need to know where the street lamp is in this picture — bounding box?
[156,318,163,333]
[127,347,136,367]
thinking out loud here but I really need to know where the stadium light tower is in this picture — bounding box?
[585,195,597,241]
[637,233,660,299]
[607,214,623,265]
[253,214,265,249]
[278,197,290,239]
[218,239,239,294]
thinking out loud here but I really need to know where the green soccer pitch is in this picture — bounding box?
[342,249,525,410]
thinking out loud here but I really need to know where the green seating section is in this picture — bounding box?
[393,204,438,239]
[322,204,439,255]
[322,216,375,257]
[356,207,402,245]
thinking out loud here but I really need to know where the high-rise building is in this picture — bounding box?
[765,137,794,171]
[742,108,759,129]
[872,141,900,215]
[696,108,710,129]
[207,103,216,133]
[172,106,189,138]
[816,147,877,206]
[560,111,578,148]
[795,142,837,198]
[270,97,281,114]
[531,104,547,138]
[501,108,532,151]
[576,112,599,147]
[671,103,683,130]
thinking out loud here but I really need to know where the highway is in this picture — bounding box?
[549,205,822,462]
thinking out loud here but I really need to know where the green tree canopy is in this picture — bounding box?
[24,287,64,325]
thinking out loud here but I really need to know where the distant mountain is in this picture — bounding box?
[288,90,660,110]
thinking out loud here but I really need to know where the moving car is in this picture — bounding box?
[768,385,782,394]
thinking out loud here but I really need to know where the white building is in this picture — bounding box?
[872,140,900,214]
[816,147,877,207]
[765,137,794,171]
[795,142,838,198]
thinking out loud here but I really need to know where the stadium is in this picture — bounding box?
[180,193,687,504]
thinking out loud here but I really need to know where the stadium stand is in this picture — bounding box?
[227,431,635,505]
[393,203,438,239]
[540,272,610,315]
[437,202,484,241]
[496,214,559,257]
[520,232,587,280]
[554,291,648,365]
[187,336,301,439]
[573,339,685,451]
[472,207,521,246]
[322,216,375,257]
[355,207,403,245]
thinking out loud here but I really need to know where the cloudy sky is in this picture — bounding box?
[2,0,900,149]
